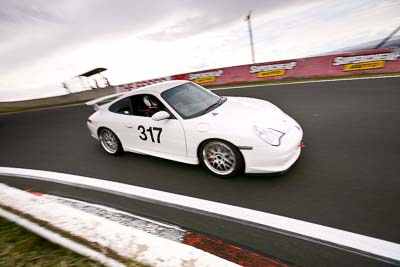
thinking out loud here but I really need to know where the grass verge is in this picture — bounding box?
[0,204,148,267]
[0,217,102,267]
[205,72,400,89]
[0,100,87,114]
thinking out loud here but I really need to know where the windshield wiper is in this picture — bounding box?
[203,97,226,114]
[187,97,227,119]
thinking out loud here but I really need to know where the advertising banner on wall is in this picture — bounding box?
[188,70,225,84]
[248,61,297,78]
[331,51,400,72]
[116,77,171,92]
[116,48,400,91]
[172,60,301,86]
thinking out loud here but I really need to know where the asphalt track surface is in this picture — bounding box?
[1,77,400,266]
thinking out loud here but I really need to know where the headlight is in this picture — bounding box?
[254,126,284,146]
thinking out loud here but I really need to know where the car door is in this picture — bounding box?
[106,96,135,146]
[123,94,187,157]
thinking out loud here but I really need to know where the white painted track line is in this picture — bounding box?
[1,167,399,264]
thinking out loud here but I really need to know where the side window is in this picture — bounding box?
[131,94,166,117]
[109,97,132,115]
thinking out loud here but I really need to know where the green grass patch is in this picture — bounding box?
[0,205,150,267]
[0,100,87,114]
[0,217,102,267]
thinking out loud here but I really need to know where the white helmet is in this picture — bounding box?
[143,95,158,108]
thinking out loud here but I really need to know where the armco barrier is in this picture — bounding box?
[116,48,400,91]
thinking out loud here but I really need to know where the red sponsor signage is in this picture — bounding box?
[117,49,400,90]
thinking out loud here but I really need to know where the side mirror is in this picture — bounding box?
[152,111,170,121]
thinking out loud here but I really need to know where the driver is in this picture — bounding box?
[143,95,160,116]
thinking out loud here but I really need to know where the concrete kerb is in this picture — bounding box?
[0,183,239,267]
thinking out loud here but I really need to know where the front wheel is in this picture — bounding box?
[98,128,123,155]
[200,140,243,178]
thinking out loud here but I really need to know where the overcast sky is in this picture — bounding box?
[1,0,399,101]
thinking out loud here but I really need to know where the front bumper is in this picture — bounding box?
[242,126,303,174]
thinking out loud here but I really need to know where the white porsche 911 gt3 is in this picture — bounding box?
[86,80,303,177]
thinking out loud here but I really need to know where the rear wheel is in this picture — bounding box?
[99,128,123,155]
[200,140,243,178]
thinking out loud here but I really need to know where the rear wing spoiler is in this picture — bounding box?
[85,92,126,111]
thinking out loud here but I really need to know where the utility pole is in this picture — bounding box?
[374,25,400,49]
[245,10,255,63]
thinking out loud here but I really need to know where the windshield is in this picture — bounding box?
[161,82,224,119]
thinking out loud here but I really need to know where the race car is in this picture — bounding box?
[86,80,303,178]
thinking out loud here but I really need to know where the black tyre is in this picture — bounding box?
[98,128,123,155]
[200,139,243,178]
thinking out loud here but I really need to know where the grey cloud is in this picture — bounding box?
[0,0,174,73]
[0,1,60,24]
[0,0,315,73]
[143,0,316,41]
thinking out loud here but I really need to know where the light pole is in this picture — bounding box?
[245,10,255,63]
[374,25,400,49]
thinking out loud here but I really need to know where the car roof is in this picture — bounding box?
[124,80,190,96]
